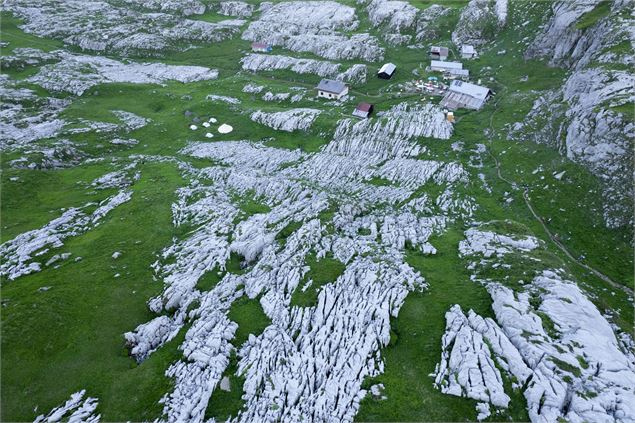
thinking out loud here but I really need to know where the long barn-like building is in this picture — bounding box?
[440,80,491,110]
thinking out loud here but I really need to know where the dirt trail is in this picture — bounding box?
[484,90,632,295]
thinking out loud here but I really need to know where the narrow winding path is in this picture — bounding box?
[485,91,632,295]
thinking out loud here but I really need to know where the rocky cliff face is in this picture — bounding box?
[3,0,244,56]
[514,0,634,229]
[525,0,632,69]
[452,0,508,47]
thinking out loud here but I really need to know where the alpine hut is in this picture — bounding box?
[429,60,469,78]
[461,45,477,59]
[316,79,348,100]
[377,63,396,79]
[440,80,491,110]
[352,102,373,118]
[430,46,449,61]
[251,42,272,53]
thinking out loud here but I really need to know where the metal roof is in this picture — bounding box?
[430,46,449,55]
[378,63,396,75]
[352,109,370,118]
[356,102,373,112]
[448,80,490,100]
[461,45,476,54]
[441,91,486,110]
[430,60,463,70]
[448,69,470,77]
[316,79,347,94]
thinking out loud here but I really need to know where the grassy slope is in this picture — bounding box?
[576,0,611,30]
[0,13,63,53]
[358,0,633,420]
[357,228,530,422]
[290,253,347,307]
[1,1,633,422]
[1,163,185,422]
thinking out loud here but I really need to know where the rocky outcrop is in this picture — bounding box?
[218,1,254,18]
[489,273,635,423]
[34,390,100,423]
[242,1,383,61]
[459,227,540,257]
[250,109,321,132]
[524,0,626,69]
[515,0,634,228]
[112,110,149,131]
[0,189,132,280]
[126,98,472,422]
[121,0,206,15]
[9,141,86,170]
[0,73,69,150]
[24,50,218,95]
[3,0,243,56]
[241,53,338,76]
[415,5,453,41]
[367,0,418,32]
[434,305,532,418]
[452,0,508,47]
[206,94,241,105]
[441,224,635,422]
[242,83,265,94]
[367,0,418,45]
[279,33,384,62]
[336,63,368,84]
[241,53,367,83]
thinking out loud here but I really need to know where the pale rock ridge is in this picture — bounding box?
[261,92,290,102]
[112,110,150,131]
[34,390,100,423]
[241,53,368,83]
[242,83,265,94]
[434,305,532,413]
[452,0,509,47]
[250,109,321,132]
[25,50,218,96]
[206,94,241,105]
[516,0,634,228]
[126,100,473,422]
[511,68,634,228]
[415,5,453,41]
[3,0,243,55]
[0,189,132,280]
[443,224,635,422]
[337,64,368,84]
[218,1,254,18]
[525,0,623,69]
[182,141,305,172]
[241,1,384,61]
[121,0,206,15]
[234,255,426,422]
[367,0,418,32]
[0,73,69,150]
[489,273,635,423]
[280,33,384,62]
[459,227,540,258]
[9,140,87,170]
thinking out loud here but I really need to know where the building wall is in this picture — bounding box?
[318,87,347,99]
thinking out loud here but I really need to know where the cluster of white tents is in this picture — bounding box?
[189,117,233,137]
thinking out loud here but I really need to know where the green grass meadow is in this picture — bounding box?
[1,1,633,422]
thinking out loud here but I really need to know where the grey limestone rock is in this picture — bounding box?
[250,109,321,132]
